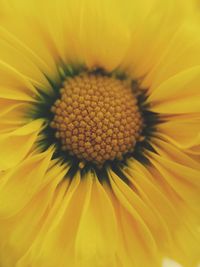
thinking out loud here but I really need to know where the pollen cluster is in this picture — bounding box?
[50,73,143,166]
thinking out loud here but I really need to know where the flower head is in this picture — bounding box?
[0,1,199,267]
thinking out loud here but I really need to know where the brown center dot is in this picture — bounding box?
[50,73,143,166]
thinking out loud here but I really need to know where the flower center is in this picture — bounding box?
[50,73,143,166]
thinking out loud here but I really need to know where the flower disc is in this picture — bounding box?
[50,73,143,166]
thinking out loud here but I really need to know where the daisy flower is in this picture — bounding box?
[0,0,199,267]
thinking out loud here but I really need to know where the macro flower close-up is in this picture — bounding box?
[0,0,199,267]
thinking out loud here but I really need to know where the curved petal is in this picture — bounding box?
[150,137,200,169]
[108,168,161,267]
[0,119,44,170]
[0,99,32,133]
[122,0,192,79]
[74,173,119,267]
[145,152,200,267]
[0,147,55,218]
[144,20,200,89]
[0,25,59,84]
[1,0,131,72]
[15,171,83,267]
[147,66,200,114]
[0,60,39,101]
[156,117,200,150]
[0,159,68,267]
[147,151,200,213]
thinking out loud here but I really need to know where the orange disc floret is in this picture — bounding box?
[50,73,143,166]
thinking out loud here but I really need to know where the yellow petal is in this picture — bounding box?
[145,154,200,267]
[0,146,55,217]
[0,37,52,92]
[0,99,32,130]
[122,0,190,79]
[144,20,200,89]
[0,160,68,267]
[156,118,200,150]
[150,137,200,169]
[0,25,59,84]
[0,17,54,92]
[126,159,179,224]
[0,59,38,101]
[16,172,82,267]
[121,164,174,247]
[147,66,200,113]
[2,0,131,72]
[147,151,200,211]
[77,0,130,71]
[74,173,118,267]
[0,119,44,170]
[108,168,161,267]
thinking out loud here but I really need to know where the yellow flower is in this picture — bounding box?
[0,1,199,267]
